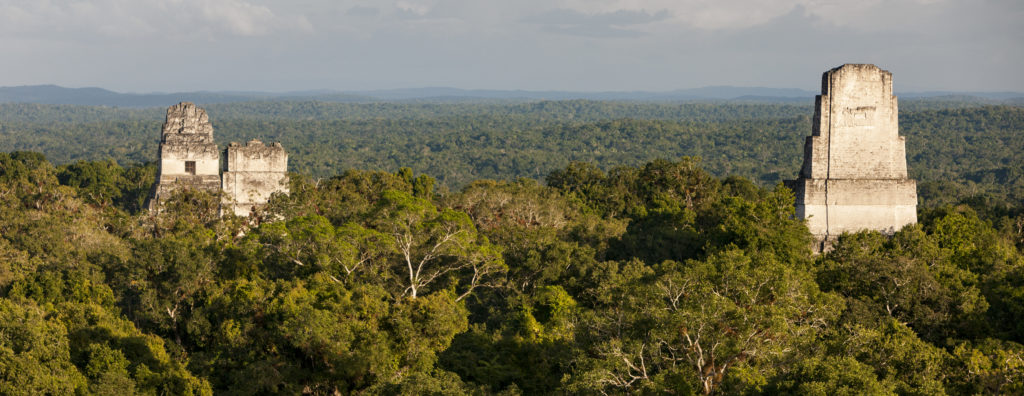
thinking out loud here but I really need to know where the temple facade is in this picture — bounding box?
[149,102,288,216]
[785,64,918,251]
[221,140,289,217]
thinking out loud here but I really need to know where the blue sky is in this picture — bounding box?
[1,0,1021,92]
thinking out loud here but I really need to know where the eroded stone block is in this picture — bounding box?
[221,140,289,217]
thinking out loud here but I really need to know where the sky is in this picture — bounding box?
[1,0,1021,93]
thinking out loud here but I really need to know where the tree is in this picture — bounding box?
[372,190,505,300]
[570,250,841,394]
[0,299,86,395]
[57,159,124,208]
[112,227,219,344]
[766,356,895,396]
[818,227,988,342]
[948,338,1024,395]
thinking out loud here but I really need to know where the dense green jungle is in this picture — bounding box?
[0,100,1023,394]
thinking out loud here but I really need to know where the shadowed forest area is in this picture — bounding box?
[0,100,1023,394]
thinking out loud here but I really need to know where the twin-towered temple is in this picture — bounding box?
[785,64,918,251]
[148,102,289,216]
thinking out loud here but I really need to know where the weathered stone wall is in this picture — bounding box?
[787,178,917,236]
[786,64,917,250]
[221,140,289,217]
[150,102,221,207]
[224,141,288,172]
[161,102,214,136]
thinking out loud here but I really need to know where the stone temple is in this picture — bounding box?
[221,140,289,217]
[785,64,917,251]
[149,102,289,216]
[151,102,221,200]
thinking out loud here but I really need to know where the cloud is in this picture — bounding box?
[198,0,312,36]
[536,0,963,31]
[395,0,432,16]
[527,8,670,26]
[524,8,670,37]
[1,0,1020,92]
[0,0,313,39]
[345,6,379,17]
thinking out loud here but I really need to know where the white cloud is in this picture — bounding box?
[0,0,1020,91]
[529,0,956,31]
[524,8,671,37]
[0,0,312,39]
[0,0,996,40]
[394,0,432,16]
[201,0,284,36]
[304,0,964,41]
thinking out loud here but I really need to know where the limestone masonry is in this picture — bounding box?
[150,103,221,203]
[222,140,289,217]
[784,64,917,250]
[149,102,288,216]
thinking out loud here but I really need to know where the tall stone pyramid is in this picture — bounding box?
[785,64,917,250]
[149,102,222,209]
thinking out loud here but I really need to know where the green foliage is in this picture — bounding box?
[4,102,1021,195]
[57,159,124,207]
[819,227,989,342]
[0,298,86,395]
[0,96,1021,394]
[948,338,1024,395]
[767,356,895,396]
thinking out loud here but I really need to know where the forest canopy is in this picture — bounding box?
[0,99,1022,394]
[1,100,1021,197]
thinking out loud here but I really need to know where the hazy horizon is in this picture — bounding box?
[5,84,1024,97]
[2,0,1021,93]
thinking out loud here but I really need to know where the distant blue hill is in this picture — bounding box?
[898,91,1024,100]
[1,84,1021,107]
[0,85,372,107]
[344,86,818,101]
[0,85,267,107]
